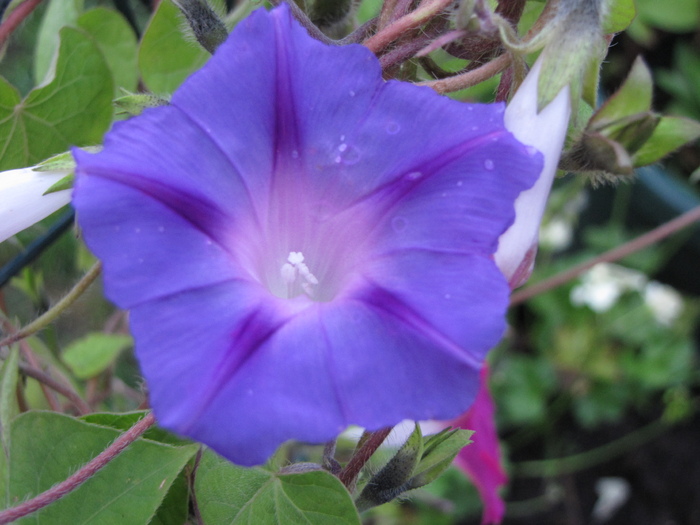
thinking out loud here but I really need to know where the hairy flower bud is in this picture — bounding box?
[173,0,228,54]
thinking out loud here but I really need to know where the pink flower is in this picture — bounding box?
[452,58,571,524]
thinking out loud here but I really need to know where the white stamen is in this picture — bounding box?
[281,251,319,297]
[281,262,297,284]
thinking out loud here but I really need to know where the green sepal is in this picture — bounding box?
[590,57,653,129]
[601,112,660,154]
[562,132,633,175]
[43,173,75,195]
[406,428,473,489]
[355,424,423,511]
[355,426,473,512]
[115,90,170,117]
[632,116,700,166]
[537,0,607,111]
[34,151,76,172]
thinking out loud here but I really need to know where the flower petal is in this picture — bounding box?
[452,367,507,525]
[73,176,242,307]
[0,167,71,243]
[495,57,571,286]
[139,286,485,465]
[73,4,545,466]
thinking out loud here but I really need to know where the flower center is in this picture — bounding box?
[280,251,318,298]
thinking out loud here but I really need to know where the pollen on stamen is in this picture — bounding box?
[280,252,319,297]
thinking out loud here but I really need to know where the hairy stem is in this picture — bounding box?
[418,53,511,94]
[511,205,700,305]
[363,0,453,54]
[338,427,392,488]
[0,412,156,524]
[19,363,91,414]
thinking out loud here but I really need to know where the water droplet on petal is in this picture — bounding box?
[158,226,165,232]
[385,121,400,134]
[527,146,538,156]
[335,145,360,165]
[444,293,452,300]
[135,227,141,233]
[406,171,423,180]
[291,149,299,159]
[392,216,407,232]
[349,90,356,97]
[456,181,463,187]
[340,135,346,142]
[484,159,495,170]
[471,125,478,131]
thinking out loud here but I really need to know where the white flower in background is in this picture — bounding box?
[570,263,646,313]
[0,166,72,243]
[495,57,572,288]
[643,281,683,326]
[539,218,574,251]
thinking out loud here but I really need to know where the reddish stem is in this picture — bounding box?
[19,364,91,415]
[0,412,156,524]
[0,0,44,49]
[419,53,511,94]
[338,427,392,488]
[363,0,453,54]
[510,205,700,306]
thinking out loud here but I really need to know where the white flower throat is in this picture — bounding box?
[280,251,319,298]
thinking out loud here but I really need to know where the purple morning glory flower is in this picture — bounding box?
[73,5,541,465]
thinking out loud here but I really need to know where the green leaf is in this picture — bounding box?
[0,346,19,507]
[77,8,139,93]
[0,347,19,456]
[6,411,198,524]
[0,27,114,171]
[148,468,191,525]
[33,0,84,84]
[591,57,653,129]
[139,0,212,94]
[62,333,133,379]
[632,116,700,166]
[81,411,193,447]
[636,0,700,33]
[195,449,361,525]
[602,0,636,34]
